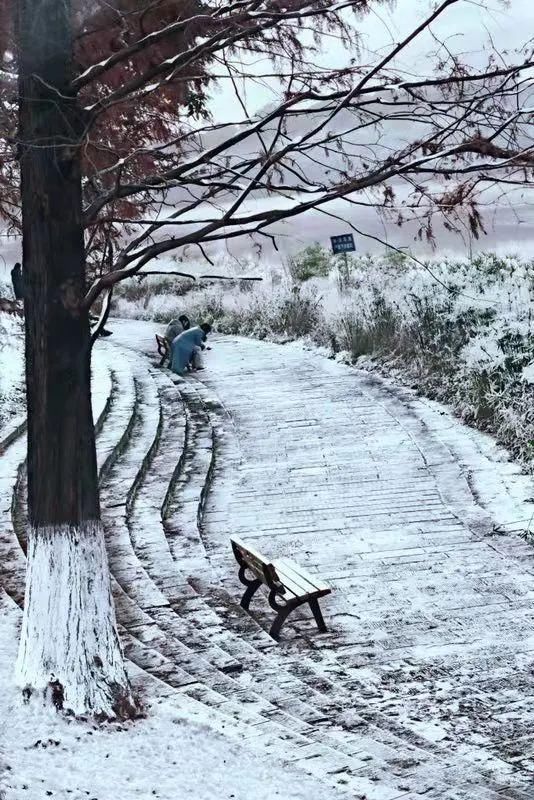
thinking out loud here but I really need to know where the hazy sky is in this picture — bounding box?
[209,0,534,121]
[196,0,534,259]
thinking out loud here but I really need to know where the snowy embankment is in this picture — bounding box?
[0,598,343,800]
[115,251,534,475]
[0,286,24,437]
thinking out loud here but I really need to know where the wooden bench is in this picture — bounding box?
[155,334,170,366]
[230,536,331,640]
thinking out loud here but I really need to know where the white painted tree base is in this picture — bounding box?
[15,521,136,718]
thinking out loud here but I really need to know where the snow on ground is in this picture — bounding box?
[286,335,534,539]
[410,393,534,538]
[0,596,348,800]
[4,318,534,799]
[0,308,24,435]
[110,321,534,793]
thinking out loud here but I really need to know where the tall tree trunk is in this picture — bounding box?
[14,0,136,718]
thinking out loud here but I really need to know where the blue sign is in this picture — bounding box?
[330,234,355,254]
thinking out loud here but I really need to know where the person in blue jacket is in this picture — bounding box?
[171,323,212,376]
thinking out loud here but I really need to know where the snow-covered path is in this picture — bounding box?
[113,321,534,797]
[2,319,534,799]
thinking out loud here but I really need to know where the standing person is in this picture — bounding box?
[165,314,190,345]
[170,323,212,376]
[11,262,25,300]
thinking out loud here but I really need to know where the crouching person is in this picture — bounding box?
[165,314,191,345]
[171,323,212,376]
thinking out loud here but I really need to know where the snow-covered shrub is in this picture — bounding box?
[334,294,400,359]
[116,275,196,309]
[287,243,332,282]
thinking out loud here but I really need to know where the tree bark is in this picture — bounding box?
[15,0,136,718]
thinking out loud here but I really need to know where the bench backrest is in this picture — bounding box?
[231,536,282,591]
[155,334,170,355]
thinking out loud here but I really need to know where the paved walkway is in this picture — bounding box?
[113,321,534,796]
[196,336,534,775]
[3,320,534,799]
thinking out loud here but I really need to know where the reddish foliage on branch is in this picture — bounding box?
[0,0,362,260]
[74,1,210,158]
[73,1,212,243]
[0,0,211,241]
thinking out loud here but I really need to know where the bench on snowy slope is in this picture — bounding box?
[230,536,331,640]
[155,334,170,366]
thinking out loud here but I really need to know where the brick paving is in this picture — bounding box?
[2,320,534,798]
[194,334,534,796]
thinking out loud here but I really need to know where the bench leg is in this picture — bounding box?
[309,598,327,633]
[269,605,293,641]
[240,578,262,610]
[159,352,167,367]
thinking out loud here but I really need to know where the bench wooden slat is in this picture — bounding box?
[232,537,302,598]
[230,536,268,563]
[276,558,331,595]
[275,558,320,592]
[156,335,169,351]
[231,535,268,566]
[272,562,317,600]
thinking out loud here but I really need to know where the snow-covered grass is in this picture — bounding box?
[115,250,534,470]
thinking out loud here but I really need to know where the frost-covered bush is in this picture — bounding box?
[287,243,332,282]
[115,275,196,309]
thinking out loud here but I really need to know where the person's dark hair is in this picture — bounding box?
[179,314,191,329]
[13,262,21,272]
[200,323,212,335]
